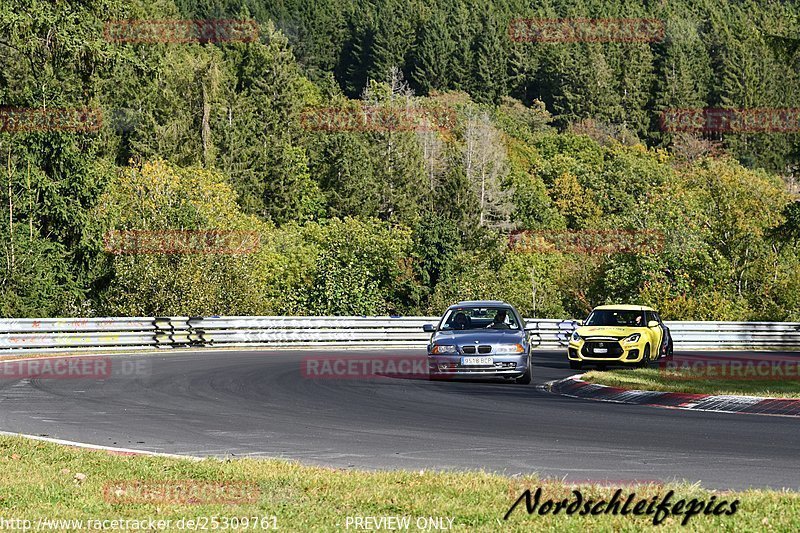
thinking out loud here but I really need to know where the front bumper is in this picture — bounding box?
[568,339,644,364]
[427,353,529,377]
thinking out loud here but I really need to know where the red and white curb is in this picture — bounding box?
[545,375,800,417]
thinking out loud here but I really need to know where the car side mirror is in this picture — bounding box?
[423,324,435,333]
[647,320,659,328]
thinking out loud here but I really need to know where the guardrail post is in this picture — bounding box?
[153,317,174,348]
[188,316,209,347]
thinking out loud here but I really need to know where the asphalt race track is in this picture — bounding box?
[0,349,798,490]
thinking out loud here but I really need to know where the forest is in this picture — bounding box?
[0,0,798,320]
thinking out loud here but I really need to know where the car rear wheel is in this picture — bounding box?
[515,357,532,384]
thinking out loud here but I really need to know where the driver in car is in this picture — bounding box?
[452,312,469,330]
[486,309,511,329]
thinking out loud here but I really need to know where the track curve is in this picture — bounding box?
[0,349,797,490]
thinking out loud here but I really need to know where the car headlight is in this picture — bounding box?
[431,345,457,354]
[623,333,641,343]
[494,344,524,354]
[571,331,581,342]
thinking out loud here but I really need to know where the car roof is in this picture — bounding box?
[451,300,512,308]
[593,304,656,312]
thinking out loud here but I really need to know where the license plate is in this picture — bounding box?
[593,348,608,354]
[461,356,493,366]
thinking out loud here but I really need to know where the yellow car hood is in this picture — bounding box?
[576,326,639,337]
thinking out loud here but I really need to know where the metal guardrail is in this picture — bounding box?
[0,316,798,355]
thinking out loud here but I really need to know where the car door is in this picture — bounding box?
[646,311,664,355]
[653,311,670,354]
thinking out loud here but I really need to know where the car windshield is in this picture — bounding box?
[440,307,520,331]
[585,309,645,327]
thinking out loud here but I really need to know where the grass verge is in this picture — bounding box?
[0,435,797,531]
[581,368,800,399]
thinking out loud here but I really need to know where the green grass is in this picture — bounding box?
[582,368,800,398]
[0,435,798,531]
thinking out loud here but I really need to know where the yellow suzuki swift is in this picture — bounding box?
[567,305,673,370]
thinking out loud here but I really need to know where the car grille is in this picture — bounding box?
[431,362,517,373]
[461,345,492,354]
[581,340,623,358]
